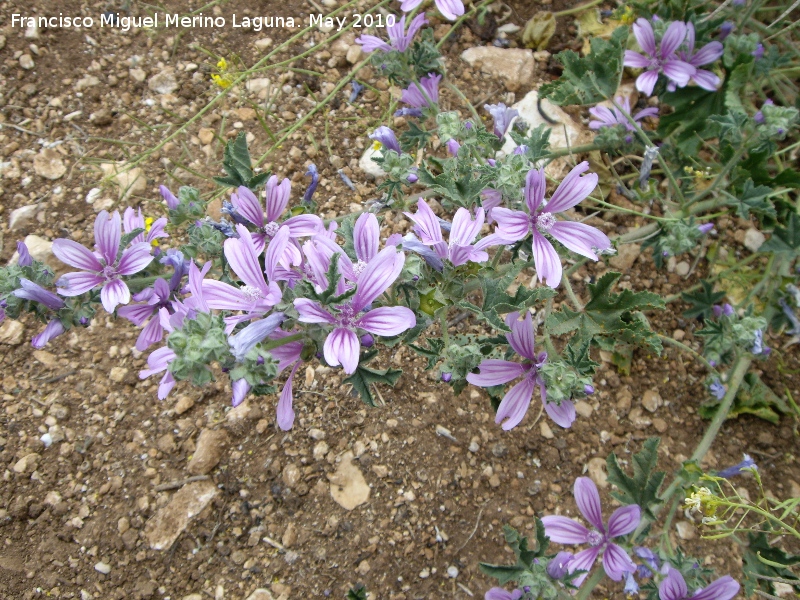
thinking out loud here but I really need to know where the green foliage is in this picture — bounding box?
[760,213,800,258]
[539,26,628,106]
[606,437,666,521]
[564,338,599,376]
[547,272,665,352]
[168,186,207,227]
[742,532,800,598]
[213,132,269,190]
[0,259,56,321]
[681,280,726,320]
[659,87,726,155]
[346,584,368,600]
[418,155,494,209]
[185,220,226,259]
[399,121,432,152]
[508,123,552,162]
[343,349,403,407]
[167,312,230,386]
[724,179,777,220]
[699,372,789,424]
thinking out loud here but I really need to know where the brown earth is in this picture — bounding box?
[1,0,799,599]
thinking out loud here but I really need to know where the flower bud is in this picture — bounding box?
[360,334,375,348]
[584,384,595,395]
[441,372,452,382]
[407,173,419,184]
[446,139,461,156]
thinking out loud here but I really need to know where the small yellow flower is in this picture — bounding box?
[217,58,228,71]
[372,140,383,151]
[685,487,713,512]
[620,6,636,25]
[144,216,159,247]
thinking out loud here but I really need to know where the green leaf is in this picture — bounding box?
[546,272,664,351]
[478,564,528,586]
[658,87,727,155]
[743,532,800,598]
[708,111,749,147]
[724,63,750,114]
[508,123,552,161]
[344,359,403,408]
[681,280,726,320]
[346,584,369,600]
[213,132,267,190]
[606,437,665,521]
[409,338,445,370]
[539,26,628,106]
[564,337,599,376]
[699,372,789,424]
[725,179,777,220]
[503,525,539,567]
[760,213,800,257]
[400,121,432,152]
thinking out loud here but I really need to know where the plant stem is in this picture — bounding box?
[261,333,305,351]
[657,334,720,375]
[561,273,584,311]
[553,0,604,18]
[440,310,450,352]
[661,355,752,504]
[575,566,606,600]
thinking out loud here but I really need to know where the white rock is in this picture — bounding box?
[500,90,591,177]
[9,205,38,231]
[20,55,34,70]
[100,162,147,201]
[245,589,275,600]
[254,38,273,51]
[85,188,102,204]
[609,244,641,270]
[33,149,67,180]
[328,451,370,510]
[246,78,271,95]
[540,421,554,439]
[25,24,40,39]
[587,457,608,488]
[346,45,362,64]
[129,68,147,82]
[75,75,101,91]
[460,47,535,91]
[642,389,662,413]
[359,145,386,178]
[574,400,593,418]
[675,521,696,540]
[744,228,766,252]
[148,69,178,95]
[143,481,220,550]
[0,320,25,346]
[94,562,111,575]
[447,566,459,578]
[674,261,690,276]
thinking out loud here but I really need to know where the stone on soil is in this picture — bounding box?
[9,205,39,231]
[148,69,178,95]
[587,457,608,488]
[675,521,696,540]
[744,228,766,252]
[359,145,387,178]
[187,429,228,475]
[143,480,219,550]
[100,162,147,201]
[0,320,25,346]
[328,451,370,510]
[34,149,66,180]
[642,389,662,413]
[609,244,640,270]
[460,47,535,91]
[245,590,275,600]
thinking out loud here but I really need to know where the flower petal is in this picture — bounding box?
[265,176,292,222]
[659,568,688,600]
[574,477,605,531]
[277,362,302,430]
[56,272,103,296]
[435,0,464,20]
[492,208,531,241]
[52,239,103,272]
[356,34,393,53]
[660,21,688,58]
[496,377,534,430]
[691,69,721,91]
[450,207,483,247]
[624,50,652,69]
[117,242,154,275]
[294,298,336,324]
[544,398,576,428]
[549,221,611,260]
[354,213,381,263]
[94,210,121,265]
[541,516,591,544]
[632,18,657,56]
[602,543,637,581]
[505,311,537,360]
[524,168,547,214]
[352,246,404,312]
[135,316,164,351]
[568,546,602,587]
[232,186,265,228]
[607,504,641,538]
[467,360,525,387]
[356,306,416,337]
[662,60,696,87]
[225,225,269,292]
[232,379,250,408]
[691,41,724,66]
[323,328,360,374]
[546,161,598,214]
[636,70,660,96]
[531,232,562,288]
[691,576,740,600]
[32,320,66,349]
[100,279,130,313]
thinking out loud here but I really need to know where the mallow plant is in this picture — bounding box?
[1,0,798,596]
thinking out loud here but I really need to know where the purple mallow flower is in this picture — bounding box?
[547,551,574,579]
[12,279,64,311]
[718,453,757,478]
[624,19,695,96]
[230,175,322,255]
[719,21,734,41]
[401,73,441,109]
[399,0,464,21]
[356,13,427,52]
[32,319,67,349]
[441,372,452,383]
[446,139,461,156]
[304,164,320,204]
[752,43,764,60]
[541,477,641,586]
[467,311,576,430]
[369,126,402,154]
[485,103,519,139]
[754,99,774,124]
[658,568,739,600]
[484,589,522,600]
[53,210,154,313]
[118,278,175,351]
[17,241,33,267]
[123,207,168,246]
[678,23,724,91]
[709,379,726,400]
[698,223,715,235]
[160,185,180,210]
[294,246,416,374]
[404,200,502,269]
[712,303,734,318]
[491,163,611,288]
[589,97,658,132]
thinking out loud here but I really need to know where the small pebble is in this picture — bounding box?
[419,568,430,579]
[447,566,459,578]
[94,562,111,575]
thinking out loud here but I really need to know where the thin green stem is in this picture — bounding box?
[553,0,604,18]
[446,81,480,122]
[440,310,450,351]
[261,333,305,351]
[575,565,606,600]
[658,334,720,376]
[561,274,584,312]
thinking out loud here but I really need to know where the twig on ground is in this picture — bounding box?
[154,475,210,492]
[457,501,489,553]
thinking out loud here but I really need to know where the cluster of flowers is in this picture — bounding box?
[487,477,740,600]
[624,18,725,95]
[2,150,611,434]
